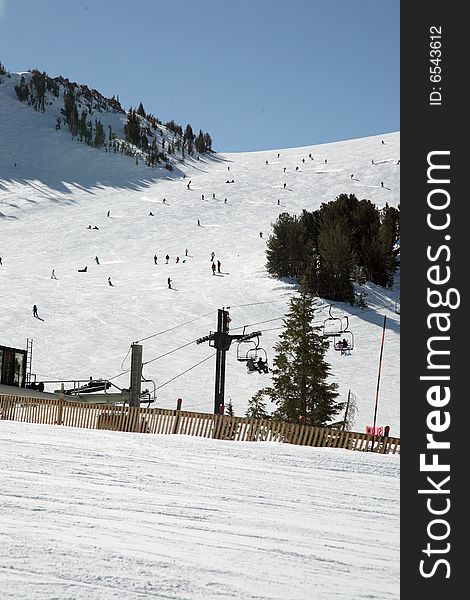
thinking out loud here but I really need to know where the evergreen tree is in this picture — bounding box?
[94,120,105,147]
[226,399,234,417]
[203,132,212,152]
[184,124,194,154]
[265,292,341,426]
[246,389,270,420]
[317,213,356,302]
[15,76,29,102]
[266,213,311,279]
[195,130,205,153]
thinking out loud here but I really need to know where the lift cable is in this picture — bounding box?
[156,353,215,390]
[133,310,217,344]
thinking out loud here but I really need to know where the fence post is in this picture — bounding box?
[56,383,64,425]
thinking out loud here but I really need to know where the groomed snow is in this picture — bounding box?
[0,421,399,599]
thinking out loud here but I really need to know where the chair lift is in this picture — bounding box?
[332,317,354,354]
[246,347,269,373]
[323,305,346,337]
[236,328,259,361]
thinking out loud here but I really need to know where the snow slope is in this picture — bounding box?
[0,421,399,600]
[0,72,400,435]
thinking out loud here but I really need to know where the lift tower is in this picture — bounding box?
[196,308,261,414]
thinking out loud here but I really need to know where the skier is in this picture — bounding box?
[277,153,280,158]
[108,277,114,286]
[277,199,280,206]
[202,194,205,200]
[165,254,170,264]
[265,160,268,165]
[197,219,201,226]
[51,269,57,279]
[228,166,230,171]
[309,153,312,159]
[211,262,216,275]
[32,304,38,318]
[211,251,215,261]
[381,140,385,145]
[324,159,327,164]
[283,167,286,173]
[176,256,180,263]
[302,158,305,163]
[154,255,158,265]
[93,226,99,230]
[283,182,286,189]
[350,174,354,179]
[162,198,166,204]
[371,159,374,165]
[212,192,215,198]
[87,225,92,229]
[149,211,154,216]
[107,210,110,217]
[0,257,2,265]
[259,232,263,238]
[78,266,87,272]
[95,256,100,264]
[295,166,299,171]
[187,180,191,189]
[167,277,172,289]
[185,248,188,257]
[217,260,221,273]
[224,198,227,204]
[381,181,384,188]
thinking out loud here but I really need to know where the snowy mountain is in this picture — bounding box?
[0,70,400,435]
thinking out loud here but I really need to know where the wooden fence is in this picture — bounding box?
[0,394,400,454]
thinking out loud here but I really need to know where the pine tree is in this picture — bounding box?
[317,213,356,302]
[226,399,234,417]
[266,213,311,279]
[265,292,342,426]
[246,389,270,420]
[203,132,212,152]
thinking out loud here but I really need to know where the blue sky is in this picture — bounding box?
[0,0,399,152]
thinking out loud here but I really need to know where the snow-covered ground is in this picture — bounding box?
[0,421,399,600]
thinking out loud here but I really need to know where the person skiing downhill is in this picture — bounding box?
[95,256,100,264]
[51,269,57,279]
[211,262,216,275]
[167,277,172,289]
[154,255,158,265]
[108,277,114,286]
[165,254,170,264]
[32,304,38,318]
